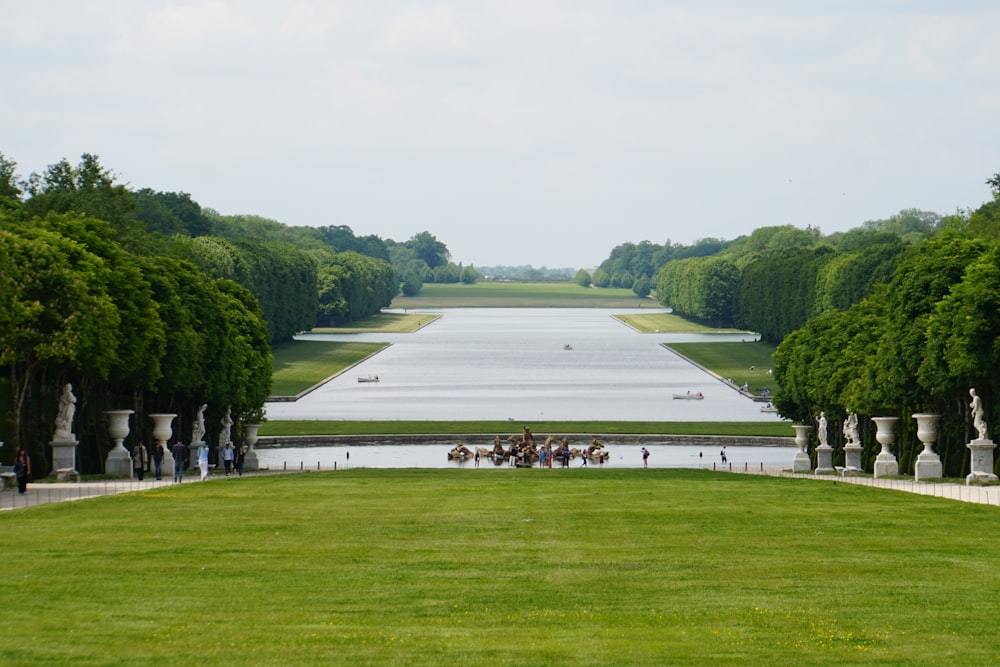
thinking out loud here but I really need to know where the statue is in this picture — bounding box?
[192,404,207,445]
[970,388,989,441]
[816,411,828,447]
[842,412,860,446]
[219,406,233,446]
[54,383,77,440]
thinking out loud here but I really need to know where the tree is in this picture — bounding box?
[632,275,651,298]
[407,231,449,270]
[575,269,592,287]
[460,265,479,284]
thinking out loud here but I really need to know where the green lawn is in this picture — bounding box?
[614,312,746,334]
[270,339,389,396]
[665,341,780,396]
[4,470,1000,665]
[391,282,656,308]
[312,312,440,333]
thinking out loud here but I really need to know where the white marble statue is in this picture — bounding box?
[816,411,828,447]
[842,412,860,446]
[54,383,77,440]
[970,388,989,441]
[219,406,233,446]
[192,403,207,445]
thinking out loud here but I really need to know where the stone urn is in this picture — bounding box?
[104,409,135,476]
[243,423,260,471]
[872,416,899,478]
[912,413,942,482]
[150,413,177,480]
[792,424,812,473]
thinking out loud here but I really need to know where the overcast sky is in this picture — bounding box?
[3,1,998,269]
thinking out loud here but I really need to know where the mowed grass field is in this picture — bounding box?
[4,469,1000,666]
[269,340,390,396]
[666,341,780,396]
[390,281,656,308]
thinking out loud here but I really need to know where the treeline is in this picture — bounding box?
[652,215,937,339]
[0,152,400,474]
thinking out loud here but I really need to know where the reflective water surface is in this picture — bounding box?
[265,308,784,423]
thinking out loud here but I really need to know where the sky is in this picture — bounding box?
[2,1,999,269]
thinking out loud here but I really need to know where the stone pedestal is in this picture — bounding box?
[814,444,835,474]
[913,413,942,482]
[872,417,899,478]
[50,439,79,476]
[243,423,260,471]
[966,439,998,484]
[792,424,812,473]
[104,409,134,476]
[843,444,863,471]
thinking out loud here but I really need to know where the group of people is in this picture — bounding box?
[128,440,247,483]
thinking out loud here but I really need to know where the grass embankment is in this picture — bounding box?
[614,312,747,334]
[4,470,1000,665]
[312,312,440,333]
[390,281,655,308]
[269,339,390,397]
[666,341,780,396]
[260,420,792,437]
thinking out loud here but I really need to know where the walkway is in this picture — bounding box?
[715,462,1000,507]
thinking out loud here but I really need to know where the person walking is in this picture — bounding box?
[197,441,210,481]
[13,448,31,495]
[221,442,234,476]
[234,445,246,477]
[131,441,149,481]
[172,441,187,483]
[641,447,650,468]
[152,441,164,480]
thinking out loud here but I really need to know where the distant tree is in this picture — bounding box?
[401,273,423,296]
[575,269,592,287]
[460,265,479,284]
[592,268,610,287]
[407,231,449,270]
[632,275,651,298]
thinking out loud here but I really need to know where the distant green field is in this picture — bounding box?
[390,281,657,308]
[259,420,791,437]
[312,312,438,333]
[666,341,779,395]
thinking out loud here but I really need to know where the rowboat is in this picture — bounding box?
[760,404,777,413]
[672,392,704,400]
[358,375,380,383]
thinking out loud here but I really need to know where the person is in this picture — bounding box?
[221,442,234,476]
[561,440,570,468]
[197,441,210,481]
[474,449,480,468]
[54,382,77,440]
[152,440,164,480]
[641,447,650,467]
[970,388,989,441]
[172,441,187,483]
[581,451,588,467]
[13,448,31,495]
[235,445,246,477]
[720,447,727,464]
[131,441,149,481]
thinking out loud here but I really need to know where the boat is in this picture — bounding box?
[672,392,704,400]
[358,375,380,383]
[760,404,777,413]
[563,344,573,350]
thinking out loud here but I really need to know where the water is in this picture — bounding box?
[264,308,784,423]
[256,443,796,470]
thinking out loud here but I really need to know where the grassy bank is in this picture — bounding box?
[665,341,780,396]
[4,469,1000,665]
[258,420,792,437]
[390,281,655,308]
[270,340,389,396]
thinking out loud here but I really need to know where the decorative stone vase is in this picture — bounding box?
[104,409,135,476]
[243,423,260,471]
[872,417,899,478]
[912,413,942,482]
[792,424,812,473]
[150,413,177,478]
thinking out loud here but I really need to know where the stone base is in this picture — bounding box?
[50,439,79,477]
[914,453,942,482]
[844,445,863,471]
[967,438,996,484]
[792,451,811,473]
[814,445,835,474]
[873,453,898,478]
[244,449,259,472]
[105,446,133,476]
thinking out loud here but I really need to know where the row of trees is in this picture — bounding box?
[772,179,1000,477]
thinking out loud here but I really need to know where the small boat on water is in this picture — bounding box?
[358,375,380,383]
[672,391,704,400]
[760,404,777,413]
[563,344,573,350]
